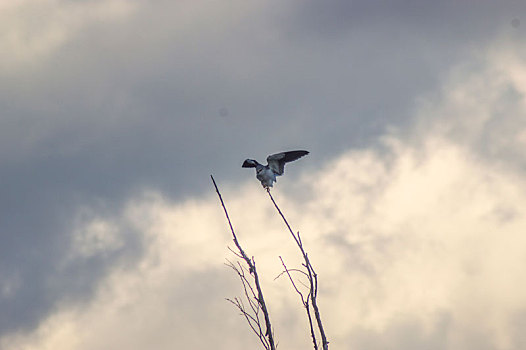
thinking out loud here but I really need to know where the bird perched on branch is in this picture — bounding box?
[242,150,309,188]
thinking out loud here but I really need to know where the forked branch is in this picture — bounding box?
[267,189,329,350]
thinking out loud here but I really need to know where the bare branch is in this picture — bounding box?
[267,189,330,350]
[305,299,318,350]
[211,175,276,350]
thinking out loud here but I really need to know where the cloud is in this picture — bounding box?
[3,42,526,349]
[0,0,136,71]
[2,2,526,349]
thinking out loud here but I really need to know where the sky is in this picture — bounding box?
[1,1,526,349]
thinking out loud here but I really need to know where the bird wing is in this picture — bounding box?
[267,150,309,175]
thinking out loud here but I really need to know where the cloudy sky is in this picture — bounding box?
[1,1,526,349]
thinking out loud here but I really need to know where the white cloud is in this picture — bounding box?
[3,41,526,350]
[70,216,123,259]
[412,40,526,168]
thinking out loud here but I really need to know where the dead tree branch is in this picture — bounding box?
[267,189,329,350]
[211,175,276,350]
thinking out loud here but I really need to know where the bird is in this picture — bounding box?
[242,150,309,188]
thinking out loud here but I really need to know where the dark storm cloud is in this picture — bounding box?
[0,0,523,338]
[288,0,524,38]
[0,158,146,334]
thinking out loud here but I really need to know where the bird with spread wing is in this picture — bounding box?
[242,150,309,188]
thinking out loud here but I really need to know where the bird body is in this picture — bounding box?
[242,150,309,188]
[256,166,277,188]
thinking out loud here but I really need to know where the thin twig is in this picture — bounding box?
[274,268,309,281]
[227,297,269,348]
